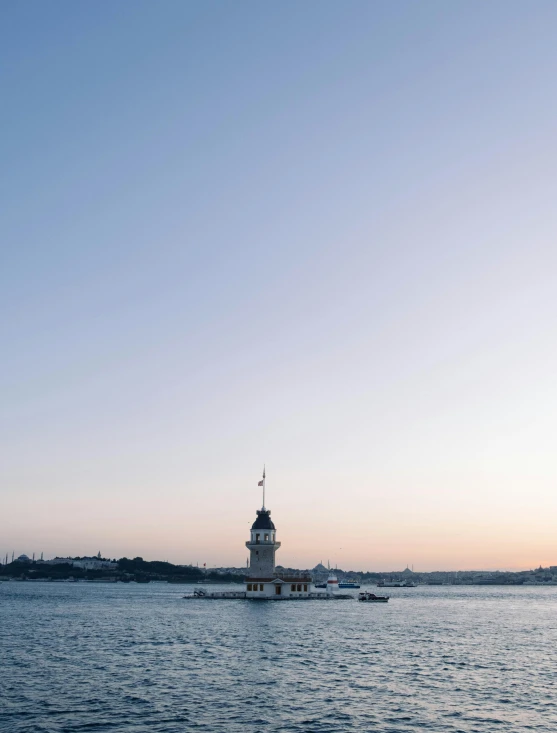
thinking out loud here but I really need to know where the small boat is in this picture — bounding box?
[377,579,416,587]
[358,591,389,602]
[338,579,360,588]
[313,582,326,589]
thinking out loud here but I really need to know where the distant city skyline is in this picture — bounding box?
[3,547,556,576]
[2,2,557,572]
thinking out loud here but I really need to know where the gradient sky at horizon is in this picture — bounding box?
[2,1,557,571]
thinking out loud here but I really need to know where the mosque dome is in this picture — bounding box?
[251,509,275,531]
[17,554,30,563]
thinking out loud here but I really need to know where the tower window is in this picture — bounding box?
[297,584,301,592]
[304,584,308,592]
[259,584,264,591]
[264,534,269,541]
[247,584,252,591]
[291,584,296,591]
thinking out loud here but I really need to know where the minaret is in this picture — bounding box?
[245,468,281,577]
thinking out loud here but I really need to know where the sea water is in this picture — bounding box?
[1,582,556,732]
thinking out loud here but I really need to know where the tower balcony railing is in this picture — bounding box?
[246,539,281,546]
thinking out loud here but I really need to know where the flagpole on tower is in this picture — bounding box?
[257,468,266,510]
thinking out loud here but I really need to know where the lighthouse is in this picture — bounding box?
[183,468,353,601]
[244,469,311,598]
[246,507,281,576]
[245,468,281,575]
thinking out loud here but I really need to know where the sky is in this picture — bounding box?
[1,1,557,571]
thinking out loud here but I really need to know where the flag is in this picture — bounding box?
[258,480,264,486]
[203,563,206,567]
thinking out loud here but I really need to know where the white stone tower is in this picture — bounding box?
[245,468,281,577]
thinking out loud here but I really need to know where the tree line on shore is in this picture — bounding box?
[0,557,245,583]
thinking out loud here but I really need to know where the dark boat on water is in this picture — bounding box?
[358,591,389,603]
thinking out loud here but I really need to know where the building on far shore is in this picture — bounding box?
[44,556,117,570]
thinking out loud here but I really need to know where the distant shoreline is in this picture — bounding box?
[2,556,556,586]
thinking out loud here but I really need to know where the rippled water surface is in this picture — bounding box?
[1,582,556,732]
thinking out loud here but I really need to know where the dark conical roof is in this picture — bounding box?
[251,509,275,530]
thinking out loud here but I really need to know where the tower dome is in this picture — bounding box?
[251,509,275,531]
